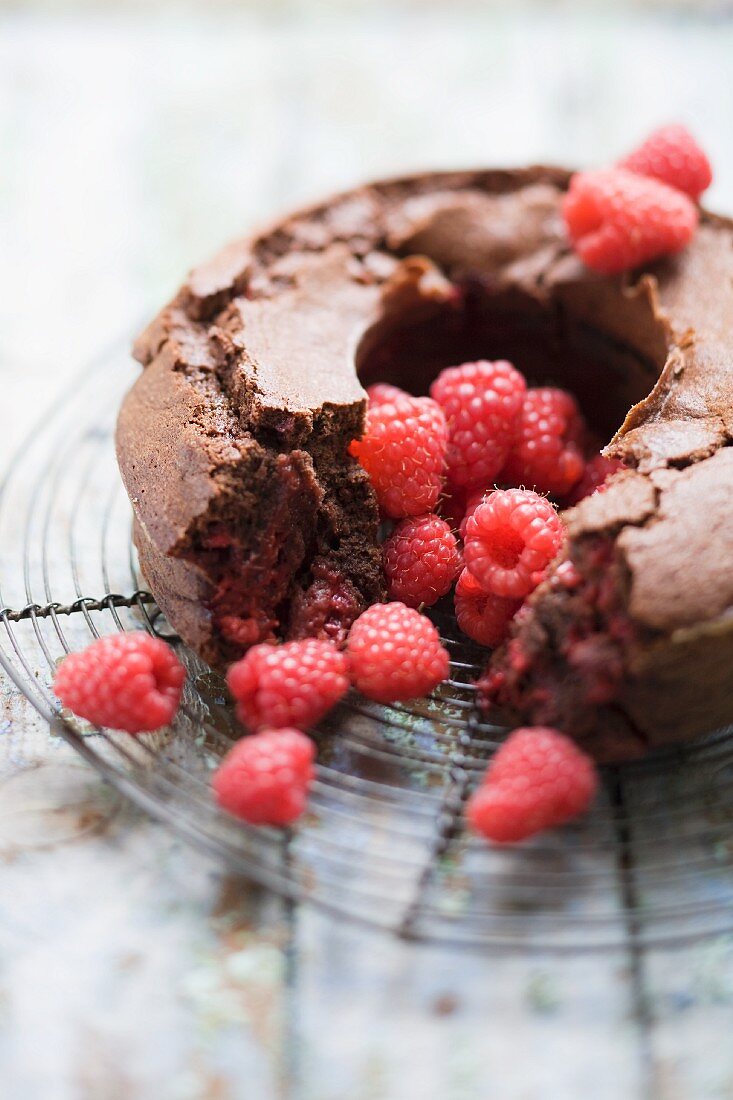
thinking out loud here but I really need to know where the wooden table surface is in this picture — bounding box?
[2,4,733,1098]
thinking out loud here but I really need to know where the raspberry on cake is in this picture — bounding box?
[466,727,598,843]
[430,360,526,492]
[618,124,712,201]
[53,633,185,734]
[463,488,565,600]
[563,168,698,274]
[227,638,349,732]
[500,387,586,497]
[350,393,448,518]
[212,728,315,826]
[382,514,460,608]
[346,602,450,703]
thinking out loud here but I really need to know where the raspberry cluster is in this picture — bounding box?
[352,369,603,652]
[214,600,450,822]
[54,600,451,829]
[563,124,710,274]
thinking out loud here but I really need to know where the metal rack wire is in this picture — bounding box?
[2,344,733,952]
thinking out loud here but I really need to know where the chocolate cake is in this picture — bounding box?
[117,167,733,758]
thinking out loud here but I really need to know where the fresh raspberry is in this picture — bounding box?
[618,124,712,201]
[346,602,450,703]
[454,568,520,648]
[227,638,349,732]
[366,382,408,407]
[466,727,598,842]
[382,514,460,608]
[350,394,448,519]
[563,168,698,275]
[429,360,526,492]
[500,387,586,497]
[463,488,565,599]
[212,728,315,826]
[53,633,185,734]
[564,454,626,506]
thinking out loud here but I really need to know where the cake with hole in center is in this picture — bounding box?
[116,167,733,761]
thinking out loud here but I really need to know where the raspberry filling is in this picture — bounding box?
[190,448,379,661]
[192,453,322,660]
[479,536,640,740]
[288,561,364,646]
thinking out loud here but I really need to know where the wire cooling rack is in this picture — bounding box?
[2,344,733,953]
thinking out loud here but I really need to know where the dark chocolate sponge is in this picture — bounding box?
[117,168,733,757]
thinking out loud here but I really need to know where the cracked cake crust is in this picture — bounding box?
[117,167,733,755]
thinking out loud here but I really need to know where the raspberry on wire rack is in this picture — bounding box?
[467,728,598,843]
[346,602,450,703]
[53,633,185,734]
[212,728,316,826]
[227,638,349,732]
